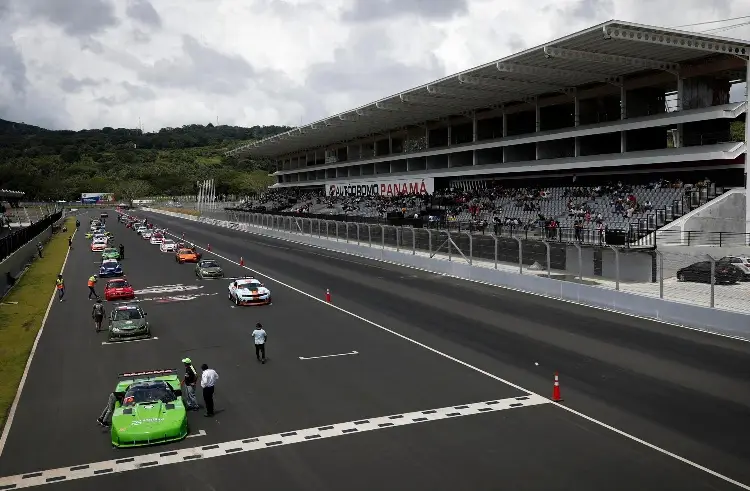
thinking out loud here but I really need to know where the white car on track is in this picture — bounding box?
[150,233,164,245]
[91,238,107,252]
[160,239,177,252]
[227,278,271,306]
[142,230,153,240]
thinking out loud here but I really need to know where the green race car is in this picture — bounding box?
[195,259,224,279]
[110,369,188,448]
[102,247,121,260]
[108,301,150,342]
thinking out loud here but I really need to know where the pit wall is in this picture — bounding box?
[140,208,750,340]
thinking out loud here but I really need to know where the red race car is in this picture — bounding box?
[104,278,135,301]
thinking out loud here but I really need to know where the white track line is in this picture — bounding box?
[299,351,359,360]
[148,214,750,490]
[0,395,546,489]
[0,222,75,457]
[101,337,159,346]
[186,430,207,439]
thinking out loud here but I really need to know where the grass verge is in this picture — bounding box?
[0,216,74,432]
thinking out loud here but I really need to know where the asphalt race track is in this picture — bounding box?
[0,209,749,490]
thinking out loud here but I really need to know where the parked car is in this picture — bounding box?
[718,255,750,280]
[676,260,744,284]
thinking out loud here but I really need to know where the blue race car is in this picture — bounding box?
[99,259,124,278]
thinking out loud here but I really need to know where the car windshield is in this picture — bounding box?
[178,249,193,254]
[108,280,129,288]
[163,240,174,245]
[237,280,260,288]
[201,261,218,268]
[123,381,176,406]
[113,308,143,321]
[102,260,118,267]
[104,249,116,253]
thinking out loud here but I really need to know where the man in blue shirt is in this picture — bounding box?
[251,323,267,364]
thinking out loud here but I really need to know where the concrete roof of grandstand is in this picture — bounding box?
[227,20,750,159]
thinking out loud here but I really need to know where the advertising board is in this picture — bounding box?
[326,178,434,197]
[81,193,115,204]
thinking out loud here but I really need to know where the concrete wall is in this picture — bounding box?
[566,245,653,282]
[683,190,746,234]
[0,213,65,297]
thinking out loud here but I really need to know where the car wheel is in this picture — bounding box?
[234,296,239,305]
[228,292,232,300]
[677,273,685,282]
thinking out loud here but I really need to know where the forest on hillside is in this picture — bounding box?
[0,120,293,201]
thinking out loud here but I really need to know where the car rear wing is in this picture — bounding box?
[118,369,178,380]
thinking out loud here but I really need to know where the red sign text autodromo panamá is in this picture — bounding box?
[328,180,429,197]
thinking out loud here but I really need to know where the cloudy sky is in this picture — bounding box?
[0,0,748,131]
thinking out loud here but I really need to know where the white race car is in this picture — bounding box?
[227,278,271,306]
[91,239,107,252]
[142,230,153,240]
[160,239,177,252]
[149,233,164,245]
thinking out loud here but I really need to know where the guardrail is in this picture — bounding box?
[139,207,750,339]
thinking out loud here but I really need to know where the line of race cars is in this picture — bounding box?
[84,210,273,448]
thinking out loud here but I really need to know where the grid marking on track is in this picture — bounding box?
[0,395,547,489]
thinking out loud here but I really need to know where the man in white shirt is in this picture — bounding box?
[200,363,219,417]
[252,323,267,364]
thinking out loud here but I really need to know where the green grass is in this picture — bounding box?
[0,217,74,432]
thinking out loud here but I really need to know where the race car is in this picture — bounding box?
[104,278,136,301]
[142,230,153,240]
[149,233,164,245]
[101,212,109,219]
[195,259,224,279]
[85,230,97,239]
[175,248,200,263]
[91,239,108,252]
[136,226,147,235]
[99,259,123,277]
[107,302,150,342]
[102,247,121,260]
[160,239,177,252]
[227,277,271,305]
[109,369,188,448]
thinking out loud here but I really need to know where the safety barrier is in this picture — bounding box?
[140,207,750,339]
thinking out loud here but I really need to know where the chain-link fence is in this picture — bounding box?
[147,207,750,317]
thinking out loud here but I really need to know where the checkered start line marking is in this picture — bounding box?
[0,394,548,489]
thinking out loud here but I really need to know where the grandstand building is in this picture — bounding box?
[227,21,750,236]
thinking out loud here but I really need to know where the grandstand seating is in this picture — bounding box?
[236,176,728,242]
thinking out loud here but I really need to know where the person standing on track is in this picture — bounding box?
[88,274,100,300]
[200,363,218,418]
[181,358,200,411]
[252,323,267,364]
[56,274,65,302]
[92,299,105,332]
[68,236,73,249]
[119,243,125,260]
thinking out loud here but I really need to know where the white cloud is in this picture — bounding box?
[0,0,747,131]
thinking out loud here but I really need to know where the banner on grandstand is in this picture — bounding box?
[81,192,115,204]
[326,178,434,197]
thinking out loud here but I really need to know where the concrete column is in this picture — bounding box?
[620,85,627,153]
[388,132,392,155]
[745,61,750,236]
[472,111,477,142]
[447,122,452,147]
[674,76,684,147]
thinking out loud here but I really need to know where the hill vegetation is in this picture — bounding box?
[0,119,293,201]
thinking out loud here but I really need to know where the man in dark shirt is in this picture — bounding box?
[182,358,199,410]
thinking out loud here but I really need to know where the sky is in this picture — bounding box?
[0,0,748,132]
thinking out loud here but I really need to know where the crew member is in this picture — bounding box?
[92,299,105,332]
[68,236,73,249]
[88,274,100,299]
[200,363,219,418]
[119,243,125,259]
[55,274,65,301]
[76,219,80,228]
[251,323,267,364]
[181,358,200,410]
[97,392,120,427]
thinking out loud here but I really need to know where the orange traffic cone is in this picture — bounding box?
[239,256,245,266]
[552,372,562,402]
[207,243,212,251]
[325,289,331,303]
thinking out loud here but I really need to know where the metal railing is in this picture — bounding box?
[0,211,64,262]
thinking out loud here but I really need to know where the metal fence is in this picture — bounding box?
[0,210,64,262]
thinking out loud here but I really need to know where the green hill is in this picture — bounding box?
[0,120,293,200]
